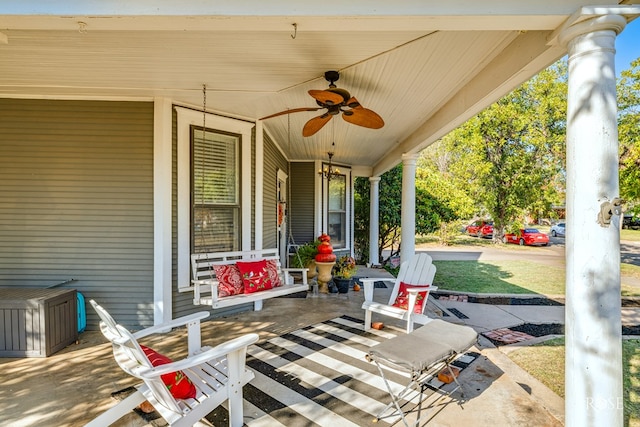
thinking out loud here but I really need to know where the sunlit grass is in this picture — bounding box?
[623,263,640,280]
[433,260,640,296]
[433,260,565,294]
[508,338,640,426]
[622,229,640,242]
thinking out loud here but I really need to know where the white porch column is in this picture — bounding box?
[369,176,381,266]
[153,97,173,325]
[400,154,418,264]
[254,120,264,250]
[559,15,626,427]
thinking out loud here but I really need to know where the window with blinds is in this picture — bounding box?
[192,127,240,253]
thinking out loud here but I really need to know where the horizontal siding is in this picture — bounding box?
[0,99,154,330]
[290,162,316,245]
[263,133,288,248]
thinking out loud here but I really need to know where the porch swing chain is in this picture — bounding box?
[200,84,208,255]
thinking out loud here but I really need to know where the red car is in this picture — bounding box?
[503,228,549,246]
[465,220,494,238]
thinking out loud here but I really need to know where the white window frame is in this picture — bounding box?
[317,162,352,251]
[176,107,254,290]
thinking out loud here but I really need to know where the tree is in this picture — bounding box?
[417,143,476,220]
[420,61,568,240]
[353,164,455,264]
[618,57,640,213]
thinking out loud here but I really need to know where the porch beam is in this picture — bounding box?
[373,29,564,176]
[0,1,610,32]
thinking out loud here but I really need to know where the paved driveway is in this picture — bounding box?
[417,238,639,267]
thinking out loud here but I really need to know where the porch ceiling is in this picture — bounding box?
[0,1,635,175]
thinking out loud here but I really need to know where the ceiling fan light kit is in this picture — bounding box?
[260,70,384,137]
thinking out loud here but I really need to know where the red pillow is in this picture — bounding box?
[212,264,244,297]
[264,260,282,288]
[141,345,197,400]
[236,259,273,294]
[392,282,430,314]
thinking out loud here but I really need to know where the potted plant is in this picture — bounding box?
[332,255,357,293]
[292,240,320,279]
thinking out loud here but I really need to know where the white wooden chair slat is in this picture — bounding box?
[87,300,258,427]
[361,253,438,333]
[184,366,221,397]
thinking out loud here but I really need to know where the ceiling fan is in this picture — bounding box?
[260,70,384,137]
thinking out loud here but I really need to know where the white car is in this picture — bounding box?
[550,222,565,237]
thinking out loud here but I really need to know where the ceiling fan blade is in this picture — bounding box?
[345,97,360,109]
[260,107,322,120]
[308,90,344,106]
[302,113,332,137]
[342,106,385,129]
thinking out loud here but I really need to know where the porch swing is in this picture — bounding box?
[190,85,310,311]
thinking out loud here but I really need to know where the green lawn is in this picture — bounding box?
[433,260,565,294]
[433,260,640,296]
[508,338,640,426]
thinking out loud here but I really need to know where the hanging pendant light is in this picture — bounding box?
[318,142,341,181]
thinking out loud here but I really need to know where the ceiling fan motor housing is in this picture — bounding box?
[324,70,340,86]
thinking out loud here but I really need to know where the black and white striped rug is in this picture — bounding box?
[204,315,479,427]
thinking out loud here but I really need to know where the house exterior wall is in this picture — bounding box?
[0,99,302,328]
[289,162,316,246]
[263,133,288,248]
[0,98,155,330]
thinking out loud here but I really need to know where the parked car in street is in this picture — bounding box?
[465,220,494,238]
[623,215,640,230]
[550,222,565,237]
[503,228,550,246]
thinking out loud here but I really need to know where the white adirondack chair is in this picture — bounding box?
[361,253,438,333]
[87,300,258,427]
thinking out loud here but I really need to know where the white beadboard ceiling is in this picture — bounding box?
[0,1,636,175]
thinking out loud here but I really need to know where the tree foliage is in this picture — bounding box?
[355,56,639,256]
[420,61,568,241]
[353,164,455,264]
[618,57,640,213]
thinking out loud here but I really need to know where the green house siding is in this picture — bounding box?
[263,133,288,248]
[0,99,154,329]
[289,162,316,245]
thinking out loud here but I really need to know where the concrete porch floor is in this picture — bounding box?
[0,269,573,426]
